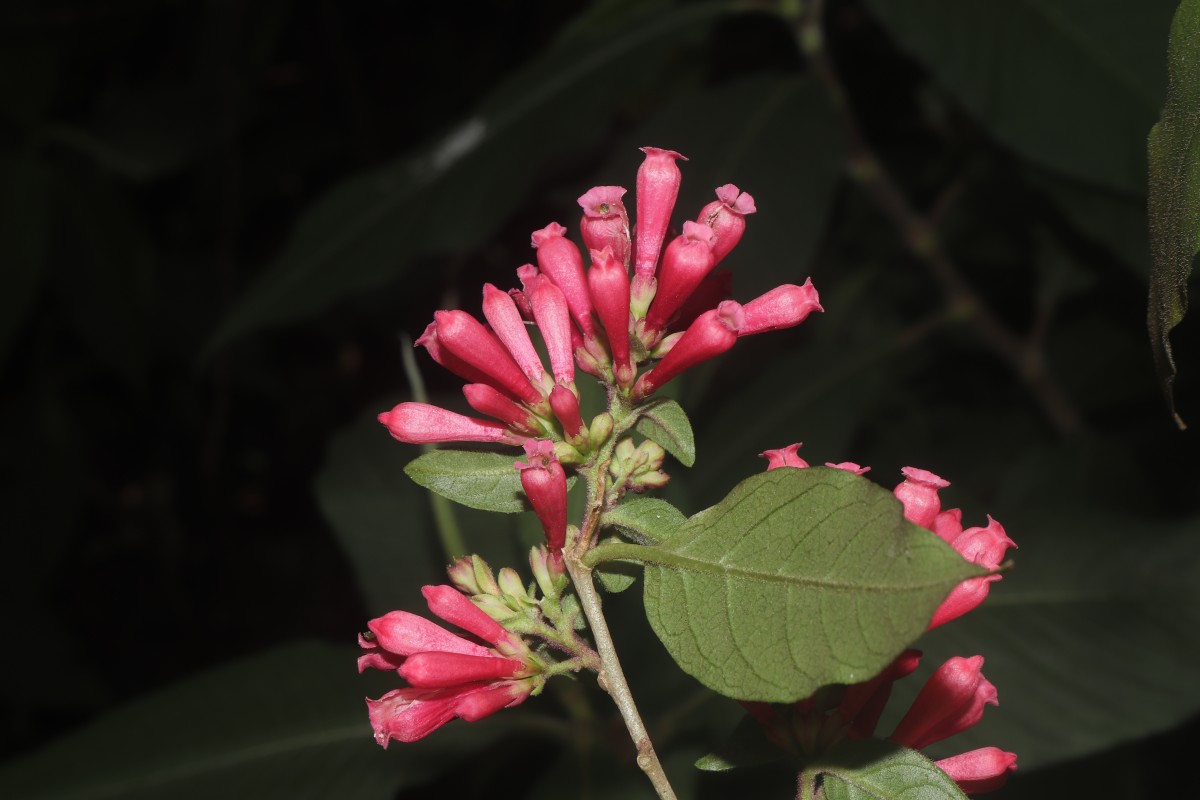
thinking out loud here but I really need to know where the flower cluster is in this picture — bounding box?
[378,146,822,459]
[359,585,543,747]
[757,446,1018,793]
[745,651,1017,794]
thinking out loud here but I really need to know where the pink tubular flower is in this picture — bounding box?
[578,186,631,268]
[378,402,526,446]
[430,310,543,405]
[549,384,584,439]
[672,269,732,330]
[838,649,922,739]
[760,443,809,470]
[532,222,594,336]
[515,440,568,552]
[935,747,1018,794]
[634,147,686,279]
[697,183,756,264]
[643,221,716,333]
[634,300,744,399]
[481,283,547,386]
[528,275,576,385]
[461,384,540,435]
[360,586,538,747]
[894,467,951,529]
[739,280,824,336]
[890,656,999,751]
[929,517,1015,629]
[826,461,871,475]
[587,247,634,385]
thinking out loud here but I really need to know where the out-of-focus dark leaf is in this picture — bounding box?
[204,0,730,356]
[0,641,523,800]
[862,0,1176,194]
[887,508,1200,770]
[0,155,52,365]
[1148,0,1200,430]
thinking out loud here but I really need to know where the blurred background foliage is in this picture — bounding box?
[1,0,1197,797]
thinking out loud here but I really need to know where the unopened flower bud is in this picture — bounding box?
[740,280,823,336]
[633,301,744,400]
[643,221,716,333]
[588,412,614,449]
[497,567,534,609]
[634,147,686,279]
[549,384,585,440]
[532,222,594,336]
[515,440,568,553]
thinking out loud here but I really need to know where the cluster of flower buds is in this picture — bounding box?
[378,145,822,452]
[359,585,543,747]
[448,549,573,631]
[745,651,1017,794]
[756,446,1018,792]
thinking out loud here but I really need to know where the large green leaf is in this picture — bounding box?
[1148,0,1200,430]
[634,398,697,468]
[0,641,517,800]
[638,467,982,702]
[404,449,576,514]
[204,0,729,354]
[808,739,968,800]
[862,0,1176,194]
[887,509,1200,771]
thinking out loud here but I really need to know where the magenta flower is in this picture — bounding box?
[643,221,717,334]
[360,585,539,747]
[515,440,568,553]
[696,183,756,264]
[739,280,824,336]
[426,310,543,406]
[578,185,631,268]
[633,147,686,280]
[532,222,594,336]
[935,747,1019,794]
[928,516,1015,628]
[894,466,951,529]
[481,282,548,388]
[634,300,745,400]
[587,246,634,386]
[760,443,810,470]
[890,655,998,750]
[378,402,526,446]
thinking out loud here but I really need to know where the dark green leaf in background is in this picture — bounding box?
[1147,0,1200,430]
[204,0,731,355]
[862,0,1176,194]
[640,468,982,702]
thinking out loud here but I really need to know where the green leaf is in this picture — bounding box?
[1148,0,1200,430]
[0,642,516,800]
[404,449,576,514]
[806,739,968,800]
[640,468,982,702]
[600,497,686,545]
[695,713,782,773]
[635,398,696,467]
[204,0,729,355]
[861,0,1176,194]
[888,508,1200,770]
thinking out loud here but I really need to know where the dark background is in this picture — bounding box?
[2,0,1196,797]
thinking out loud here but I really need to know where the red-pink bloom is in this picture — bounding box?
[894,467,951,529]
[697,183,756,264]
[587,247,634,385]
[360,587,538,747]
[740,280,824,336]
[515,440,568,552]
[935,747,1018,794]
[929,517,1015,629]
[532,222,594,336]
[461,384,540,436]
[528,274,576,385]
[634,300,743,399]
[760,443,809,470]
[416,320,502,389]
[378,402,526,446]
[578,185,631,268]
[826,462,871,475]
[549,384,584,439]
[890,655,999,750]
[481,283,546,386]
[430,310,543,405]
[643,221,716,333]
[634,147,686,279]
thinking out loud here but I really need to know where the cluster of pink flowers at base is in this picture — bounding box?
[745,651,1017,794]
[359,585,542,747]
[756,444,1018,792]
[377,145,822,452]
